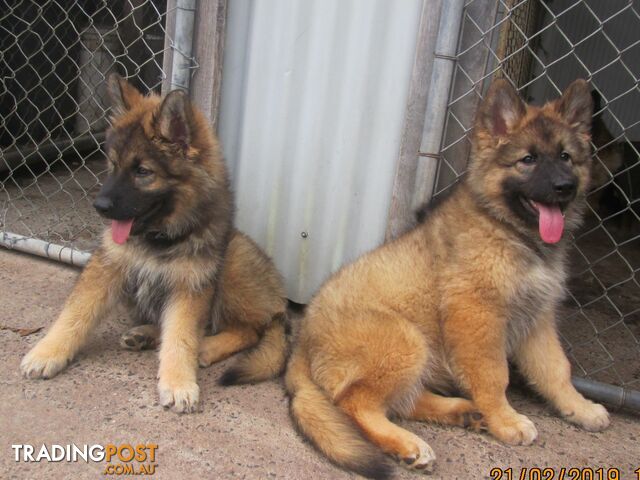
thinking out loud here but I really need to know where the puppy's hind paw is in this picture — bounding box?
[120,328,158,352]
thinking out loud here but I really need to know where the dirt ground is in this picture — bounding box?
[562,218,640,388]
[0,154,107,252]
[1,249,639,480]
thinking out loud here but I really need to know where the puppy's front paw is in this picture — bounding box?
[158,379,200,413]
[563,400,610,432]
[21,343,71,379]
[489,412,538,446]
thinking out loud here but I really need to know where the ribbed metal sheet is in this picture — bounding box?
[218,0,422,302]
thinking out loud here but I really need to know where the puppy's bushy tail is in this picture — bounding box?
[284,348,395,480]
[218,312,288,385]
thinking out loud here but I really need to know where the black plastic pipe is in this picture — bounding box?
[573,376,640,413]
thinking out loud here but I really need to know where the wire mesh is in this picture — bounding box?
[1,0,638,391]
[0,0,176,252]
[434,0,640,389]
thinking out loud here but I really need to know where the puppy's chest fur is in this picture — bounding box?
[123,267,170,324]
[504,256,565,353]
[120,255,217,325]
[422,249,566,396]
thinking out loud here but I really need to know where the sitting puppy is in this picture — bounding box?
[21,75,288,413]
[285,79,609,478]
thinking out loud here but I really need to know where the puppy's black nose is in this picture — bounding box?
[553,179,576,196]
[93,196,113,215]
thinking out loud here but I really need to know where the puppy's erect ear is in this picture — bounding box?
[155,89,192,149]
[108,74,144,116]
[476,78,526,137]
[555,79,593,136]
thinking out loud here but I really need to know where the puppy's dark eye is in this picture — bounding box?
[560,151,571,161]
[520,155,536,165]
[135,166,153,177]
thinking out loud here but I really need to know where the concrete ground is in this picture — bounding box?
[1,249,638,480]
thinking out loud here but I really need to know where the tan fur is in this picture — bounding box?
[216,232,287,331]
[285,350,396,479]
[118,231,289,385]
[21,76,288,412]
[210,232,289,385]
[19,253,123,378]
[156,286,211,412]
[406,391,486,431]
[198,326,258,365]
[285,79,609,478]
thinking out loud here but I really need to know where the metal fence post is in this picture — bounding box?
[411,1,466,213]
[386,0,465,239]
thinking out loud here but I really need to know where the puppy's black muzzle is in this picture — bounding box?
[93,172,173,238]
[527,159,578,204]
[93,173,154,221]
[93,174,133,220]
[552,177,576,199]
[93,195,114,216]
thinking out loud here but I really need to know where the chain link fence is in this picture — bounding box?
[435,0,639,391]
[1,0,638,395]
[0,0,174,255]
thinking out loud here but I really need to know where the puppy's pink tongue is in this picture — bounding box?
[111,219,134,245]
[532,202,564,244]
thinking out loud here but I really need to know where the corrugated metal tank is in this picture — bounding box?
[218,0,422,302]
